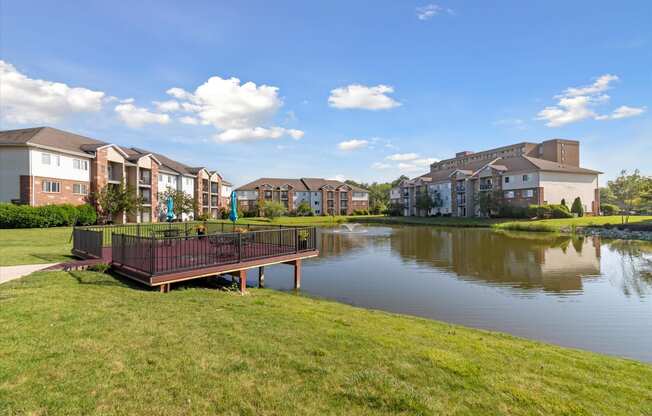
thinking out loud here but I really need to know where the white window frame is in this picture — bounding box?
[522,174,530,182]
[524,189,534,198]
[504,176,510,184]
[42,153,51,165]
[73,183,88,195]
[504,191,515,199]
[73,159,89,171]
[42,181,61,193]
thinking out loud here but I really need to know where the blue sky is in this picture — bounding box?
[1,1,650,186]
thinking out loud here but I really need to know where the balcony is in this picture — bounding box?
[479,183,493,191]
[107,163,123,183]
[210,196,218,206]
[210,183,218,194]
[455,184,466,193]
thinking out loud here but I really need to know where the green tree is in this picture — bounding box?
[415,188,435,214]
[296,201,312,216]
[261,200,287,220]
[89,184,143,224]
[571,197,584,217]
[158,188,196,220]
[608,170,649,223]
[560,198,568,210]
[474,189,502,218]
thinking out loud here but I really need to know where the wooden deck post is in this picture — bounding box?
[239,269,247,294]
[258,266,265,288]
[294,259,301,290]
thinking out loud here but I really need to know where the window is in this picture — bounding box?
[73,183,88,195]
[264,190,272,199]
[42,181,60,193]
[522,174,530,182]
[42,153,51,165]
[504,176,510,184]
[504,191,514,199]
[73,159,88,170]
[524,189,534,198]
[314,201,319,206]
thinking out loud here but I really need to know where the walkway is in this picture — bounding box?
[0,263,59,285]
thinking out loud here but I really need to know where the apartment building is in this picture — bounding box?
[0,127,230,223]
[391,139,601,217]
[236,178,369,215]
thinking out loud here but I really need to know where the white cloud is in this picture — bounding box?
[609,105,646,119]
[179,116,200,125]
[371,162,392,170]
[214,127,303,143]
[537,74,644,127]
[329,174,346,182]
[493,118,527,130]
[416,4,454,20]
[153,99,181,112]
[338,139,369,151]
[114,103,170,128]
[397,158,438,173]
[328,84,401,110]
[165,75,304,142]
[386,152,419,161]
[0,60,105,124]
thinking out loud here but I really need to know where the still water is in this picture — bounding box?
[262,225,652,362]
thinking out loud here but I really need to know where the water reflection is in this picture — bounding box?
[264,225,652,361]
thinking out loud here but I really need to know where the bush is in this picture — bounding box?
[571,197,584,217]
[352,209,369,215]
[75,204,97,225]
[497,205,529,219]
[550,205,573,219]
[601,203,619,216]
[528,204,573,219]
[296,201,312,216]
[261,200,286,219]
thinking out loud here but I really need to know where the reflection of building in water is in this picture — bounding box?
[315,230,388,259]
[390,227,601,293]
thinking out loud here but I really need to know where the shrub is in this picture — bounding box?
[75,204,97,225]
[261,200,286,219]
[498,205,529,219]
[352,209,369,215]
[296,201,312,216]
[550,205,573,219]
[601,203,619,216]
[87,263,110,273]
[571,197,584,217]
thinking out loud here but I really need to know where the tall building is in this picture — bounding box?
[0,127,230,222]
[391,139,601,217]
[236,177,369,215]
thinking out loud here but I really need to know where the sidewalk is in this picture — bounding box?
[0,263,59,285]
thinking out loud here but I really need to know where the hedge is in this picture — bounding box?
[527,204,573,219]
[0,203,97,228]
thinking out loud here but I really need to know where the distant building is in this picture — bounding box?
[0,127,230,222]
[391,139,601,217]
[236,177,369,215]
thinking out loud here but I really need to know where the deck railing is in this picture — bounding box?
[110,226,317,276]
[76,221,287,247]
[72,228,103,258]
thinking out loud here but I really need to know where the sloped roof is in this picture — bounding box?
[522,156,602,174]
[236,177,367,193]
[0,127,106,154]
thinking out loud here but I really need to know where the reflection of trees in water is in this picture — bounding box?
[389,227,602,294]
[605,240,652,298]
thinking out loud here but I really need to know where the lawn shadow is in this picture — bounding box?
[67,270,149,291]
[174,275,241,292]
[31,253,75,263]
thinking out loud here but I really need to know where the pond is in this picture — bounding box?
[261,225,652,362]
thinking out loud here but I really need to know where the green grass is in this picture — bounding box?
[356,216,511,228]
[0,227,74,266]
[1,271,650,415]
[496,215,652,233]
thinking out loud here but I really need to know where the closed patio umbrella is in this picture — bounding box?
[229,191,238,225]
[166,196,176,222]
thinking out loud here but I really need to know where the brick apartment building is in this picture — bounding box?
[391,139,601,217]
[236,178,369,215]
[0,127,231,223]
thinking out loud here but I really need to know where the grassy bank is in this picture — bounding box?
[1,271,650,415]
[0,226,74,266]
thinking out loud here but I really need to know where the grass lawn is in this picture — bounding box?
[1,271,651,415]
[0,227,74,266]
[495,215,652,232]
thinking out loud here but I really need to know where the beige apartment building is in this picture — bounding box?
[391,139,601,217]
[0,127,231,223]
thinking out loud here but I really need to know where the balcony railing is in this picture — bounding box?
[455,184,466,193]
[479,183,493,191]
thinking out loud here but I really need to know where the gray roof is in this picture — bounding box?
[237,177,367,193]
[0,127,228,178]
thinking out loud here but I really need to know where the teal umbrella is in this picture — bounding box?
[166,196,176,222]
[229,191,238,224]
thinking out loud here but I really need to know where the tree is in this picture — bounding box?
[296,201,312,216]
[571,197,584,217]
[560,198,567,210]
[608,170,648,223]
[474,189,503,218]
[88,184,143,224]
[158,188,196,220]
[415,188,435,214]
[261,200,286,220]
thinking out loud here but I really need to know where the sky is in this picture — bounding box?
[1,0,650,186]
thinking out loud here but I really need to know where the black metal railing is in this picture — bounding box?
[110,226,317,276]
[72,228,103,258]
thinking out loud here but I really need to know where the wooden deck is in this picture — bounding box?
[72,225,319,293]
